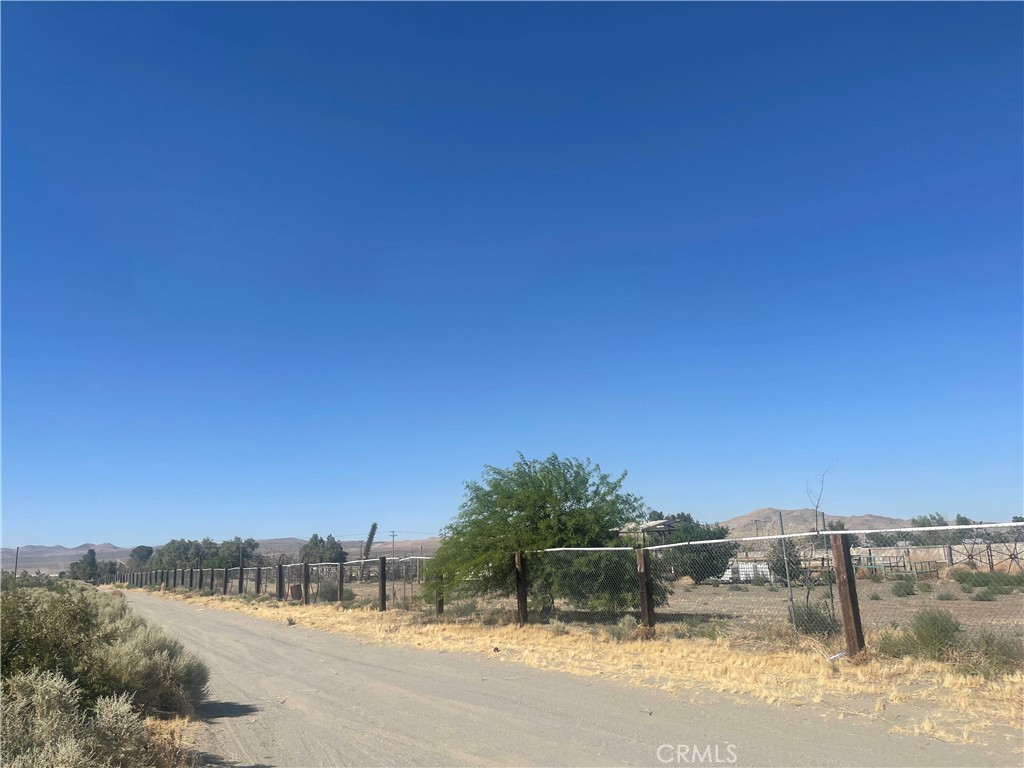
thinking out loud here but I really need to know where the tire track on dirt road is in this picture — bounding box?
[124,592,1012,767]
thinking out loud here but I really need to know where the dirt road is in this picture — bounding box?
[125,592,1013,767]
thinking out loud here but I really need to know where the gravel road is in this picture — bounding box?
[124,592,1014,768]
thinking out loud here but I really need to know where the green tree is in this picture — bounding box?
[426,454,646,602]
[299,534,348,564]
[128,546,153,568]
[67,550,99,583]
[650,512,738,584]
[1011,516,1023,523]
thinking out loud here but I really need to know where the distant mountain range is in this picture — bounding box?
[720,508,912,538]
[1,535,443,575]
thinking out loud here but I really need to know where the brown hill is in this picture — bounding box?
[722,508,911,538]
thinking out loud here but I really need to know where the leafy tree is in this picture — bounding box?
[128,546,153,568]
[67,550,99,582]
[426,454,647,602]
[649,512,738,584]
[299,533,348,564]
[1012,516,1023,523]
[766,537,805,587]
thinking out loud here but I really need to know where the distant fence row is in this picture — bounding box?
[117,556,432,608]
[116,524,1024,655]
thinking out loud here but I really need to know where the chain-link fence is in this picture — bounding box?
[120,523,1023,646]
[526,548,640,623]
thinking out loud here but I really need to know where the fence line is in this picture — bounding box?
[112,523,1023,658]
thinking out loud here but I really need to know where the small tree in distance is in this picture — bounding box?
[300,533,347,564]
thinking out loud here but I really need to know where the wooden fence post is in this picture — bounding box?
[636,549,655,629]
[222,568,229,595]
[302,562,310,605]
[277,564,284,600]
[238,566,245,595]
[830,534,865,657]
[337,562,344,605]
[515,552,529,626]
[255,566,262,596]
[378,556,387,611]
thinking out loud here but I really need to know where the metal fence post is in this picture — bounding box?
[337,561,344,605]
[378,556,387,611]
[302,562,311,605]
[277,564,284,600]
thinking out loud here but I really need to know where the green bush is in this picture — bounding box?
[1,670,150,768]
[935,592,957,601]
[891,579,916,597]
[917,581,933,593]
[969,589,996,602]
[956,632,1024,677]
[869,592,880,601]
[951,571,1024,589]
[1,585,207,718]
[869,572,884,583]
[605,616,639,642]
[750,575,768,587]
[959,584,974,594]
[727,584,748,592]
[878,608,960,661]
[790,600,840,636]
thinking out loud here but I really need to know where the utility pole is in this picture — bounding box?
[390,531,396,558]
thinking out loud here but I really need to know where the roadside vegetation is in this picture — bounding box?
[1,577,208,767]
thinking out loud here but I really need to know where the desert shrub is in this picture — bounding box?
[1,585,207,718]
[878,608,961,661]
[935,592,956,601]
[727,584,748,592]
[750,575,768,587]
[869,592,880,601]
[94,623,208,717]
[1,670,151,768]
[606,616,639,642]
[951,571,1024,589]
[917,581,933,593]
[969,589,996,602]
[790,600,840,636]
[891,579,916,597]
[955,632,1024,677]
[703,578,721,587]
[869,572,884,583]
[449,599,478,618]
[959,584,974,594]
[548,618,569,636]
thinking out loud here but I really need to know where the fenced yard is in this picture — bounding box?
[117,524,1024,650]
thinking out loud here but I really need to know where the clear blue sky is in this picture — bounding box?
[3,3,1021,549]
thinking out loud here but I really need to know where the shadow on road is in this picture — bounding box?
[199,700,262,720]
[198,754,273,768]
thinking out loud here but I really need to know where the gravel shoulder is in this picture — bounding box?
[124,591,1017,768]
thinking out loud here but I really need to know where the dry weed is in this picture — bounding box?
[155,591,1023,746]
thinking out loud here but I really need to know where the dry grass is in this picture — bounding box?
[159,591,1023,747]
[144,717,202,768]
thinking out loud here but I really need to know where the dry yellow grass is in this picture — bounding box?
[157,590,1023,747]
[144,716,202,768]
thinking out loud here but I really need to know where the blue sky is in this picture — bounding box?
[3,3,1021,549]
